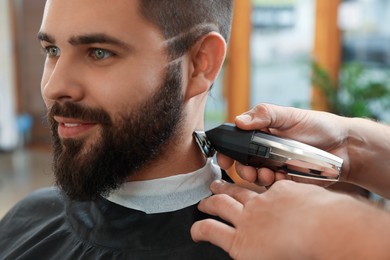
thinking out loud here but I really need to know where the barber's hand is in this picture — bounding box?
[191,180,389,260]
[217,103,350,186]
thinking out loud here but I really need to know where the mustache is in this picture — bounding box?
[48,102,112,125]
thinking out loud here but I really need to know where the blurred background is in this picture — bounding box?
[1,0,390,217]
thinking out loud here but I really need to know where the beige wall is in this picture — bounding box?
[0,0,18,149]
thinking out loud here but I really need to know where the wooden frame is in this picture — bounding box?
[225,0,342,120]
[311,0,341,111]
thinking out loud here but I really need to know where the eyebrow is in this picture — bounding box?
[37,32,132,51]
[37,31,55,43]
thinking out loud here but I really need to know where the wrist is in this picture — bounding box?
[310,194,390,259]
[342,199,390,259]
[344,117,390,197]
[344,117,367,183]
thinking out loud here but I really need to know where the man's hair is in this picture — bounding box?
[139,0,234,60]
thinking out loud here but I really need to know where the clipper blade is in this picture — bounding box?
[193,131,216,158]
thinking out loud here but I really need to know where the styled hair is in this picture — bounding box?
[139,0,234,60]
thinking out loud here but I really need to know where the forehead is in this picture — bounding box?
[40,0,164,46]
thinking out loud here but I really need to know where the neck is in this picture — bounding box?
[128,94,209,182]
[127,128,206,182]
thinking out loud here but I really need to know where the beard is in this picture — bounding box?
[48,62,185,200]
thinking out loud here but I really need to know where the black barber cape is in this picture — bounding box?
[0,182,232,259]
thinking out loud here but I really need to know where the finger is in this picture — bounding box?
[256,168,275,186]
[216,153,234,170]
[234,103,274,130]
[235,162,257,183]
[191,219,235,254]
[275,171,289,181]
[235,103,305,132]
[198,193,243,224]
[210,180,258,205]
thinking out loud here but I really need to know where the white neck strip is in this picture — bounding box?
[106,159,221,214]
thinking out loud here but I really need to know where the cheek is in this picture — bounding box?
[94,68,163,110]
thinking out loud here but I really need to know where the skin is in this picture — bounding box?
[191,180,390,260]
[217,103,390,198]
[39,0,227,181]
[191,103,390,259]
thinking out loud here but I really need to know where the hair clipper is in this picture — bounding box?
[193,123,342,181]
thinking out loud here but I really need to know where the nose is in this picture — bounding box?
[41,54,84,104]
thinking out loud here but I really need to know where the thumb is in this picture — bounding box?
[234,103,273,130]
[235,103,304,132]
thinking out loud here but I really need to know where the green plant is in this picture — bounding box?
[311,62,390,119]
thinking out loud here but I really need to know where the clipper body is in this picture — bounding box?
[194,123,342,181]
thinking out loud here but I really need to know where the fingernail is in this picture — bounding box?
[213,179,224,185]
[236,114,252,123]
[210,179,224,190]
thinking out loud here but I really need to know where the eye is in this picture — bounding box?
[90,48,114,60]
[42,46,60,57]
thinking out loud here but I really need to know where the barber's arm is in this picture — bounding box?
[191,180,390,260]
[217,103,390,199]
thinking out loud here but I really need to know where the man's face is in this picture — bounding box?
[39,0,185,200]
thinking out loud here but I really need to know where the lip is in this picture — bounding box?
[54,116,98,138]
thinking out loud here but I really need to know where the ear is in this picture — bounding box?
[184,32,227,101]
